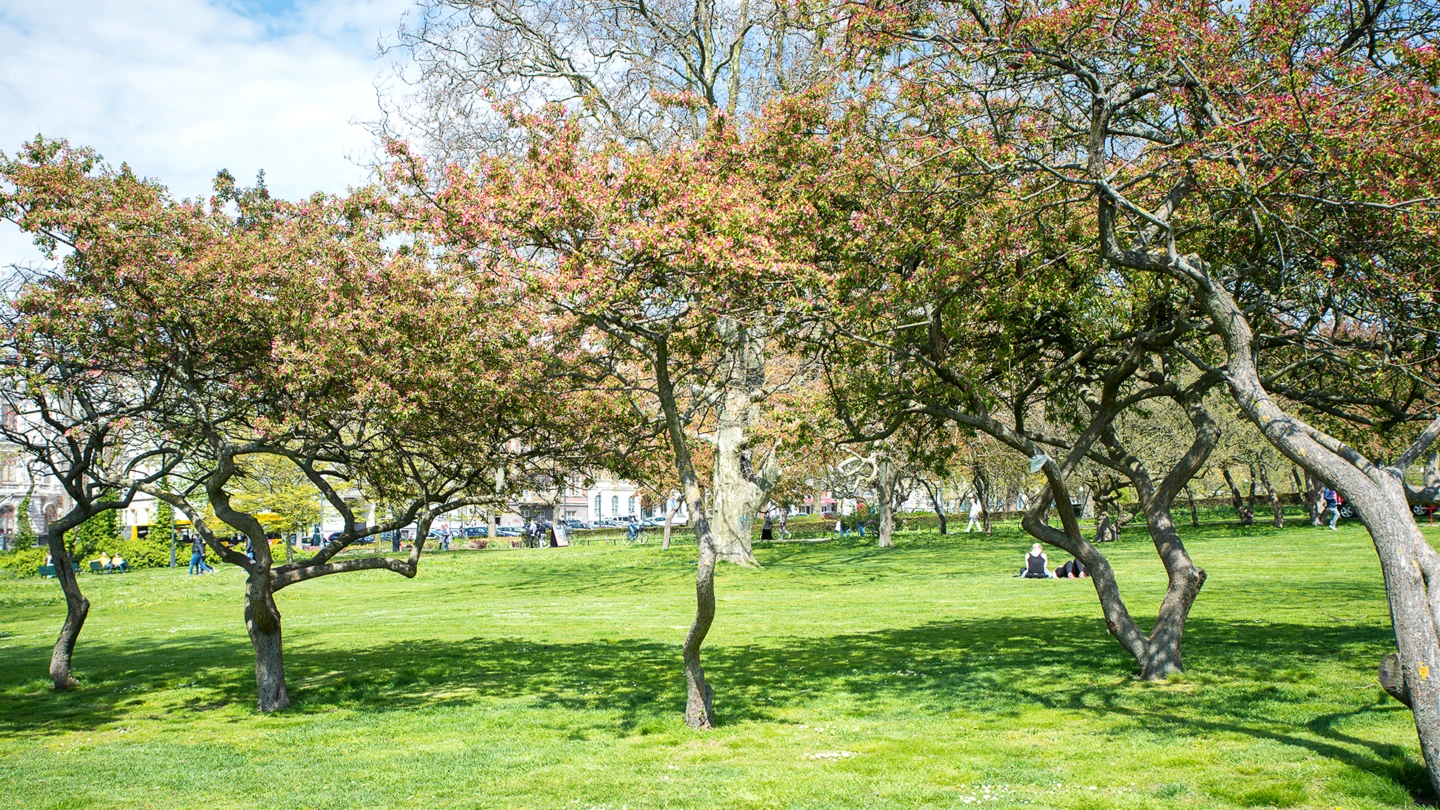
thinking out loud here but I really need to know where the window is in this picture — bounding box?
[611,495,619,515]
[594,495,601,516]
[627,496,636,515]
[0,457,15,485]
[0,406,15,431]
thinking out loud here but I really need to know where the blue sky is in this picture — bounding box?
[0,0,414,266]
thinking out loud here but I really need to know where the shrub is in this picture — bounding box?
[0,547,47,578]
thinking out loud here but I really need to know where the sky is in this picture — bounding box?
[0,0,416,265]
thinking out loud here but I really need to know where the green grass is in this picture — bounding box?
[0,519,1432,809]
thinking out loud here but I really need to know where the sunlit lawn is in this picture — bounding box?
[0,517,1432,809]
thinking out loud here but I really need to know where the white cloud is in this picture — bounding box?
[0,0,413,266]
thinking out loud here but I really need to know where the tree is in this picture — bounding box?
[390,0,843,568]
[847,0,1440,788]
[4,138,591,711]
[0,137,185,688]
[397,107,810,727]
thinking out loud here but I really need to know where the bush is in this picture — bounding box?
[115,532,175,570]
[0,547,47,578]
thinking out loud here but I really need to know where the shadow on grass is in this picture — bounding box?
[0,612,1425,800]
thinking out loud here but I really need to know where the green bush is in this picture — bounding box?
[115,531,176,570]
[0,547,48,578]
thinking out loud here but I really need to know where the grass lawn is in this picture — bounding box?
[0,518,1433,809]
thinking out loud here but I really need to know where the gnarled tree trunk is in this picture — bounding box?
[245,571,290,712]
[47,523,88,690]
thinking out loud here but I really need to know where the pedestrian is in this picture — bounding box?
[965,498,983,533]
[243,537,255,561]
[835,516,846,538]
[1323,487,1341,530]
[189,536,212,574]
[761,513,774,541]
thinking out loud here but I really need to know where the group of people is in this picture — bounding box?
[92,551,129,573]
[523,518,570,548]
[188,536,214,575]
[1019,544,1088,580]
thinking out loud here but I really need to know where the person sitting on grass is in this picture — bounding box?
[1056,558,1087,579]
[111,552,128,573]
[1019,543,1052,578]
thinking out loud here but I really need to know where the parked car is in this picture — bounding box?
[1413,503,1440,518]
[641,515,671,527]
[562,520,593,531]
[462,526,489,538]
[496,526,523,537]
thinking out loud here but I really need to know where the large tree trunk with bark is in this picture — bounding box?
[708,319,779,566]
[245,571,290,712]
[875,443,895,547]
[1188,274,1440,795]
[47,523,88,690]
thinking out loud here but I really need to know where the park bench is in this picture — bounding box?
[36,562,80,578]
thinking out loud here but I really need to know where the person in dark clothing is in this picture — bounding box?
[1057,558,1088,579]
[760,513,774,541]
[1020,543,1052,578]
[393,532,402,553]
[189,536,212,575]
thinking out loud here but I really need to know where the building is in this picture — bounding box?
[0,406,74,547]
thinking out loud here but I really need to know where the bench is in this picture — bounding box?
[37,564,55,578]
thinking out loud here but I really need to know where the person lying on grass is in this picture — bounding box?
[1019,543,1052,578]
[1056,558,1087,579]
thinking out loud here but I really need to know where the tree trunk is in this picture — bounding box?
[1303,471,1325,526]
[246,570,290,712]
[708,319,778,567]
[923,478,947,534]
[662,496,677,550]
[1184,483,1200,528]
[1189,272,1440,795]
[876,444,895,547]
[1222,467,1254,525]
[1136,504,1206,679]
[973,466,993,534]
[48,524,88,690]
[1257,464,1283,528]
[653,337,718,729]
[488,467,504,541]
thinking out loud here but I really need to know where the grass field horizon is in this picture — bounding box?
[0,518,1431,809]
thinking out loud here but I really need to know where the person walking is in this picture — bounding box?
[1323,487,1341,530]
[189,535,212,574]
[965,498,983,533]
